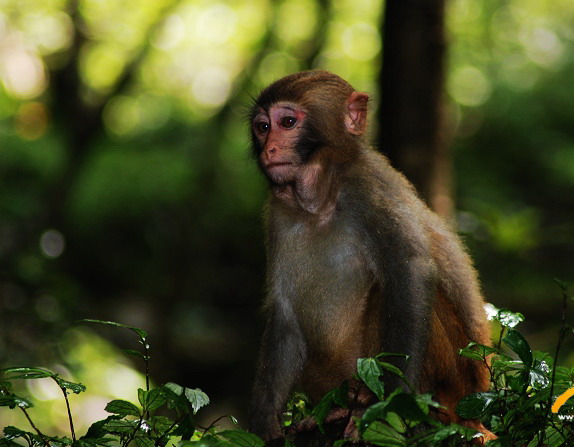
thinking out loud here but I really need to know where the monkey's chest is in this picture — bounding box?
[278,228,376,347]
[276,228,378,399]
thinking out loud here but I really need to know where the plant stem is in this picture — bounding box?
[59,386,77,442]
[142,336,151,421]
[19,407,51,447]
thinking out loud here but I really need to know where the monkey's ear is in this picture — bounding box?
[345,91,369,135]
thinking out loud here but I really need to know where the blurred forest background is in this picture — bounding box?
[1,0,574,435]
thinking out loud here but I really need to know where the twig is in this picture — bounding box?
[19,407,51,447]
[59,386,76,443]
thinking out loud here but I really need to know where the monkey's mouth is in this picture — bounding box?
[266,162,293,171]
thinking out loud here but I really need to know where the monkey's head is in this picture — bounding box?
[250,71,369,186]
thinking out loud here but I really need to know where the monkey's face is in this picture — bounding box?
[251,102,307,185]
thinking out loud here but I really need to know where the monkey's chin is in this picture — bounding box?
[265,164,295,185]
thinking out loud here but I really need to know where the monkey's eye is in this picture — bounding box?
[280,116,297,129]
[255,121,270,134]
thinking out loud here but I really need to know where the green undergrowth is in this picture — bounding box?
[1,281,574,447]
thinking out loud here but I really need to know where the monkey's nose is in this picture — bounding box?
[267,146,277,154]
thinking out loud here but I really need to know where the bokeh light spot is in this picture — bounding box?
[40,229,66,259]
[449,66,492,107]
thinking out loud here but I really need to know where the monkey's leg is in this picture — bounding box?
[249,307,307,441]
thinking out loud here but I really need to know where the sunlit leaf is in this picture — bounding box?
[497,310,525,328]
[184,388,210,414]
[164,382,183,396]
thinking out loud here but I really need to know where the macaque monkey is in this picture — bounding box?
[248,70,494,443]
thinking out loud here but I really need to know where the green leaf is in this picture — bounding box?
[0,395,17,408]
[103,419,139,434]
[184,388,210,414]
[528,361,550,389]
[105,400,141,417]
[123,350,148,361]
[0,395,33,409]
[414,393,442,410]
[503,329,533,367]
[361,420,405,446]
[456,392,497,419]
[141,388,167,412]
[45,436,73,447]
[81,416,122,439]
[311,382,348,432]
[1,367,53,380]
[458,342,499,361]
[54,377,86,394]
[332,381,348,408]
[3,426,34,440]
[312,389,336,431]
[0,438,22,447]
[357,358,385,399]
[75,438,117,447]
[164,382,184,396]
[171,414,195,439]
[79,319,148,341]
[148,415,173,432]
[386,393,428,423]
[219,430,265,447]
[376,361,414,392]
[359,401,390,432]
[416,423,476,443]
[134,437,155,447]
[180,438,220,447]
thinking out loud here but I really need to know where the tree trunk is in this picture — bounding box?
[378,0,452,218]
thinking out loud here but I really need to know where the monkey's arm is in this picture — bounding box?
[379,251,435,393]
[362,190,436,394]
[248,300,307,440]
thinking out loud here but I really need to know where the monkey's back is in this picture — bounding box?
[343,147,491,413]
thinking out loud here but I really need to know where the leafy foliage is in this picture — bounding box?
[0,320,245,447]
[2,283,574,447]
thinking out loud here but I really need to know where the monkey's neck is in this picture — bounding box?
[272,162,340,220]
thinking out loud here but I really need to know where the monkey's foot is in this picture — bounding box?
[461,420,497,445]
